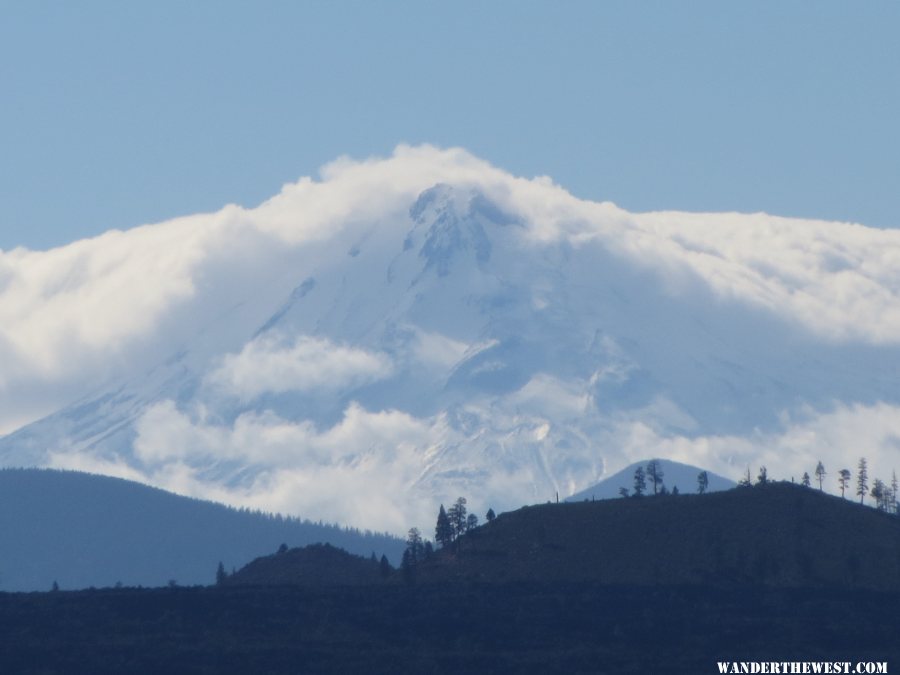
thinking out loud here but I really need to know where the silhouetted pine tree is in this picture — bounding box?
[801,472,811,488]
[891,471,899,515]
[405,528,424,564]
[871,479,886,511]
[485,508,496,523]
[697,470,709,494]
[447,497,468,539]
[633,466,646,497]
[815,461,826,490]
[379,554,392,578]
[857,457,869,504]
[215,561,227,586]
[466,514,478,530]
[435,505,454,548]
[646,460,664,496]
[757,466,768,485]
[838,469,851,498]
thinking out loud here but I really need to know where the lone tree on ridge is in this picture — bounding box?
[646,460,664,496]
[815,461,826,491]
[697,470,709,495]
[838,469,851,498]
[633,466,646,497]
[857,457,869,505]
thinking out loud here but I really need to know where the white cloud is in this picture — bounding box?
[43,388,900,534]
[206,334,393,402]
[633,212,900,344]
[252,145,510,246]
[3,144,900,532]
[0,146,513,431]
[607,401,900,495]
[2,145,900,424]
[129,399,448,532]
[409,327,470,371]
[503,373,591,419]
[46,450,150,484]
[124,392,608,532]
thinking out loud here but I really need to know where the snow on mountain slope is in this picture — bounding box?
[1,146,900,533]
[567,459,736,502]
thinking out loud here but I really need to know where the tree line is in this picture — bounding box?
[616,458,899,515]
[397,456,899,584]
[400,496,497,582]
[618,460,699,498]
[736,458,899,514]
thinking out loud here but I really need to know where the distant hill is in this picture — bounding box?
[419,482,900,590]
[0,469,404,591]
[4,481,900,673]
[224,481,900,591]
[567,458,735,501]
[224,543,386,587]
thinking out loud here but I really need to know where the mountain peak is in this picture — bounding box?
[1,147,899,535]
[405,183,520,277]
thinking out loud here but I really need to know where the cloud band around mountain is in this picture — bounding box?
[1,144,899,532]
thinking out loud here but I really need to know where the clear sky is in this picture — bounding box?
[1,1,898,251]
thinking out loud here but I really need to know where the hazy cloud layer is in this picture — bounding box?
[2,146,899,410]
[128,399,449,532]
[41,396,900,533]
[205,334,393,402]
[612,401,900,497]
[3,145,900,531]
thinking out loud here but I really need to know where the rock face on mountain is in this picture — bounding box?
[1,148,900,533]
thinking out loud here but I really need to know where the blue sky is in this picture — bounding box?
[1,1,898,251]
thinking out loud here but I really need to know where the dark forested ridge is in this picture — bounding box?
[0,468,403,590]
[415,481,900,589]
[2,480,899,673]
[223,543,387,587]
[233,481,900,591]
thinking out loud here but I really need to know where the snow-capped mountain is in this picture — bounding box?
[1,146,899,533]
[567,459,736,502]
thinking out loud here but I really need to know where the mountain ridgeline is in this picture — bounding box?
[4,165,900,534]
[567,458,736,501]
[231,482,900,591]
[0,469,403,591]
[3,481,899,673]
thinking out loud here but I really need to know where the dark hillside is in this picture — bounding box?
[0,584,897,674]
[3,482,899,672]
[419,482,900,589]
[0,469,403,590]
[224,543,385,586]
